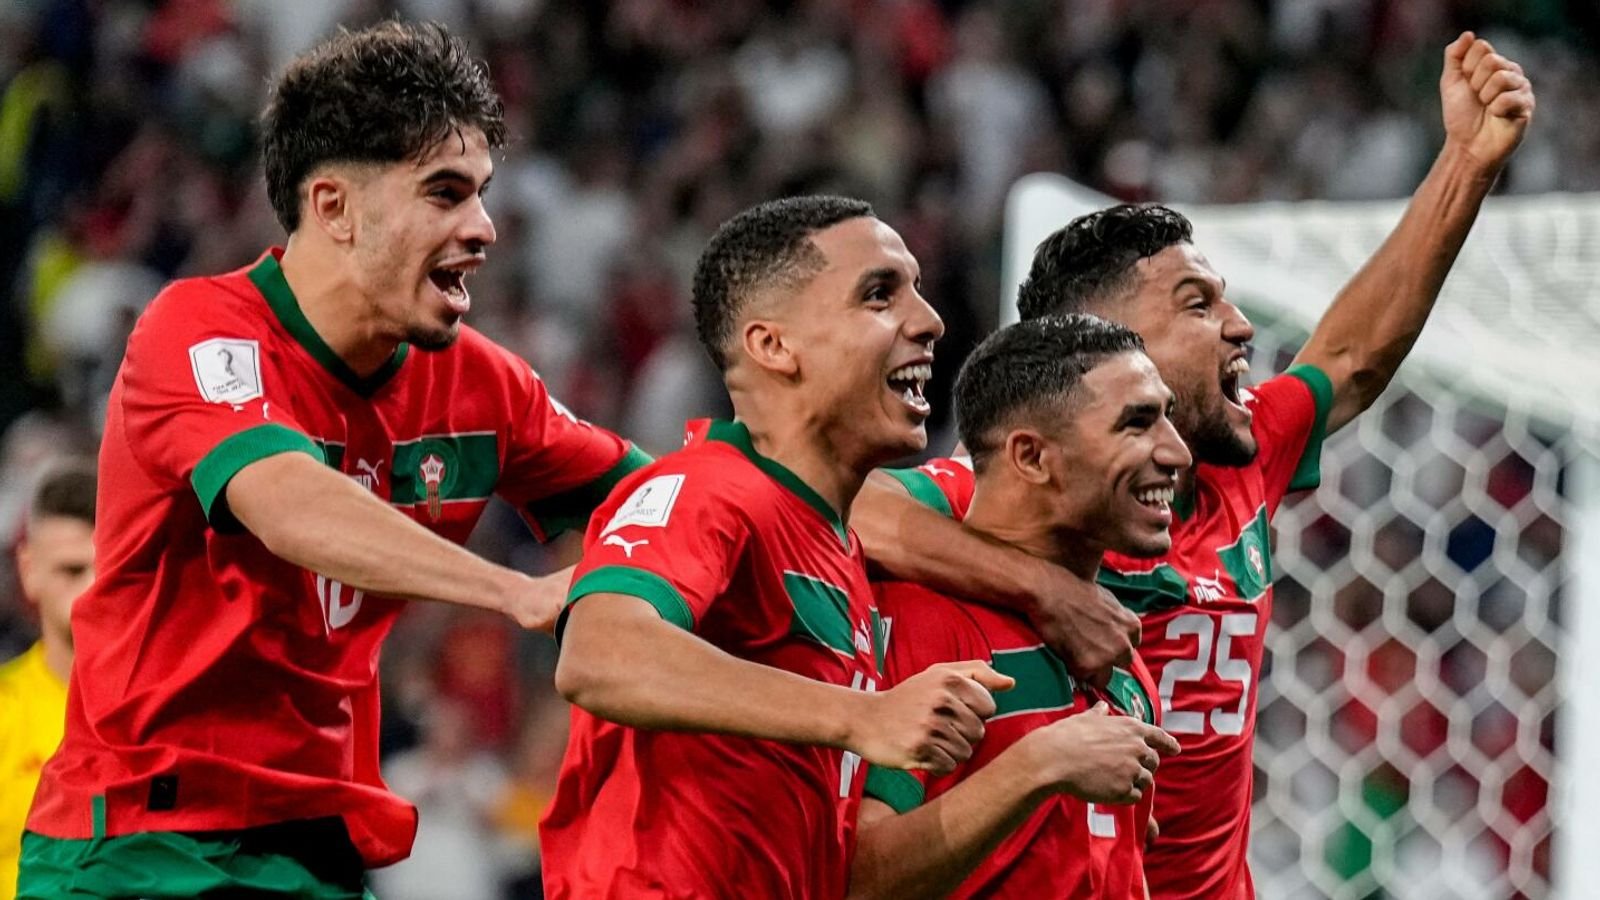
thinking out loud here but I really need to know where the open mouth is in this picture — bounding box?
[1134,484,1175,511]
[428,263,473,314]
[1221,356,1249,407]
[887,362,933,416]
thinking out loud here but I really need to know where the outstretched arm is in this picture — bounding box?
[227,451,568,630]
[853,471,1139,685]
[555,592,1014,774]
[1294,32,1535,433]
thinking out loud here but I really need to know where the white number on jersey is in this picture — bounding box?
[317,575,364,632]
[1157,612,1259,736]
[1088,802,1117,838]
[839,669,878,797]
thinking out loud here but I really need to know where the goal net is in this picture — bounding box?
[1003,175,1600,900]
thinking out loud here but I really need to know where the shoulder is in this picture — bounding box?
[595,443,763,528]
[130,268,271,352]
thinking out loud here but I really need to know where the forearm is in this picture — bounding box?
[849,752,1048,900]
[226,451,524,613]
[556,593,865,747]
[854,473,1049,614]
[1295,142,1498,430]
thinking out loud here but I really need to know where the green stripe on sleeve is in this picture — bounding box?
[1284,363,1334,492]
[191,424,323,530]
[560,564,694,642]
[882,468,954,518]
[864,765,926,814]
[526,446,653,540]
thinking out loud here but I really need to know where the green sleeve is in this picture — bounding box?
[190,424,323,531]
[557,564,694,643]
[881,468,954,518]
[524,446,653,540]
[863,765,926,814]
[1284,363,1334,492]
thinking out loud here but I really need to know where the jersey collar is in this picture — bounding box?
[248,250,410,397]
[704,419,850,548]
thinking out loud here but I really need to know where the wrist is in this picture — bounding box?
[1437,138,1504,185]
[1011,730,1067,801]
[832,687,879,754]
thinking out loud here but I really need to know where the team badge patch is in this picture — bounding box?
[188,338,263,404]
[601,474,685,536]
[420,453,447,521]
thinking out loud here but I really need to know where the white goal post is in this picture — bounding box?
[1002,174,1600,899]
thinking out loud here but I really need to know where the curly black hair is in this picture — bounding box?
[692,195,874,371]
[956,314,1145,471]
[261,20,507,233]
[1016,204,1193,321]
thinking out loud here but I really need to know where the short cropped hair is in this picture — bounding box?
[262,20,507,233]
[956,314,1145,471]
[692,195,874,370]
[30,459,96,526]
[1016,204,1193,321]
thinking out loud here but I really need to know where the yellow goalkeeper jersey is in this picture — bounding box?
[0,644,66,900]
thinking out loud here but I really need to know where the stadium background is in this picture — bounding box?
[1,1,1595,898]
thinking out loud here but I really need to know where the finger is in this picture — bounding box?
[1462,38,1493,77]
[944,660,1015,694]
[944,701,986,745]
[1086,701,1110,716]
[1479,70,1529,108]
[1080,664,1114,690]
[1469,54,1516,94]
[950,676,998,720]
[1143,725,1182,756]
[1138,747,1160,774]
[1488,89,1535,120]
[931,728,975,767]
[912,744,957,776]
[1444,31,1473,68]
[1146,816,1160,847]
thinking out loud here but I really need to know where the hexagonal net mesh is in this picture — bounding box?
[1004,177,1600,899]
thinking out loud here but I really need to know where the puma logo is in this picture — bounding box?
[355,458,383,490]
[924,463,953,478]
[603,534,649,558]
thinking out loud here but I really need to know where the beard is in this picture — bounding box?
[407,318,461,351]
[1174,385,1258,468]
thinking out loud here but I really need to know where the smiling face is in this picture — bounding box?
[764,217,945,465]
[343,126,497,350]
[1044,351,1192,557]
[1111,242,1257,467]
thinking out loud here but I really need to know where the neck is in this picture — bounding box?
[731,395,872,523]
[278,235,400,376]
[41,632,72,683]
[964,477,1104,581]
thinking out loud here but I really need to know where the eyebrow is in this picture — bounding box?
[1115,401,1165,428]
[420,168,492,191]
[854,267,903,294]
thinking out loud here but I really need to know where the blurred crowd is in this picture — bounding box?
[1,0,1593,896]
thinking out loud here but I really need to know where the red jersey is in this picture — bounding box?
[540,419,882,900]
[866,580,1158,899]
[886,367,1332,900]
[27,250,644,867]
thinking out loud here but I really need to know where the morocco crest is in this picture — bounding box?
[420,453,446,522]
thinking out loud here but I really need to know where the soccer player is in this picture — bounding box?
[19,23,649,899]
[849,315,1185,899]
[541,195,1013,899]
[853,33,1535,900]
[0,461,94,900]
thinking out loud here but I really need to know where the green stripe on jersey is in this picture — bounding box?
[883,468,954,518]
[562,565,695,641]
[527,445,653,539]
[1286,363,1334,492]
[1218,504,1272,601]
[311,439,345,470]
[989,645,1078,719]
[785,572,858,656]
[391,433,499,506]
[864,765,925,814]
[1096,564,1189,614]
[191,424,323,530]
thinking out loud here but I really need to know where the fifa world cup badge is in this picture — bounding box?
[420,453,447,521]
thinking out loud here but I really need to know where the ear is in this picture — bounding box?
[1001,428,1053,486]
[304,172,358,244]
[738,317,799,378]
